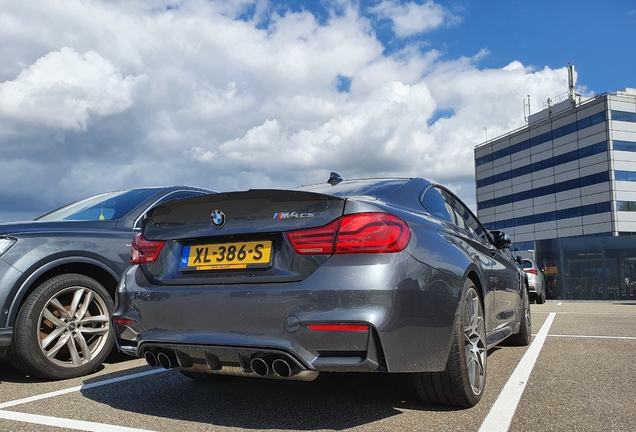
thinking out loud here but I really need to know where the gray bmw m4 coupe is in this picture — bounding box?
[113,174,531,407]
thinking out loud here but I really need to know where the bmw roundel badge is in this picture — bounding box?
[211,209,226,228]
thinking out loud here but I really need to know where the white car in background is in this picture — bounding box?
[520,259,547,304]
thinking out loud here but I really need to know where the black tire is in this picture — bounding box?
[180,371,231,382]
[536,289,546,304]
[413,278,487,407]
[8,273,115,380]
[505,284,532,346]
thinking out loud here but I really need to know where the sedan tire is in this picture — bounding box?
[8,273,114,380]
[413,278,487,407]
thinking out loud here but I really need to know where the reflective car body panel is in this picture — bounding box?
[0,187,214,354]
[114,178,527,378]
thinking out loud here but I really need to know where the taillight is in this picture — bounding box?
[286,218,339,254]
[286,213,410,255]
[336,213,410,253]
[524,269,538,275]
[130,233,165,264]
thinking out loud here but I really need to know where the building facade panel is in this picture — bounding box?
[474,87,636,300]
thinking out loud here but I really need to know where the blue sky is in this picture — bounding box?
[427,0,636,94]
[286,0,636,94]
[0,0,635,221]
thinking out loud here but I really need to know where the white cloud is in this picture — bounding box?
[0,47,146,130]
[0,0,570,221]
[369,0,459,38]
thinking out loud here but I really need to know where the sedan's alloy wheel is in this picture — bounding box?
[8,273,115,380]
[463,286,487,395]
[414,278,486,407]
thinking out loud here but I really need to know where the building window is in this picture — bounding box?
[612,110,636,123]
[476,141,607,190]
[475,111,607,166]
[617,201,636,211]
[511,240,535,251]
[477,171,609,210]
[613,140,636,152]
[615,171,636,182]
[485,201,611,230]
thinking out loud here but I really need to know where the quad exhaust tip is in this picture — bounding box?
[144,351,158,368]
[272,358,296,378]
[250,357,270,376]
[157,352,173,369]
[144,348,308,380]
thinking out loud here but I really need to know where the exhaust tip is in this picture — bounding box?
[144,351,158,368]
[250,357,270,376]
[157,352,173,369]
[272,358,294,378]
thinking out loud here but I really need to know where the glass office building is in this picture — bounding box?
[474,87,636,300]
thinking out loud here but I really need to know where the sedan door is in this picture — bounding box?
[487,232,523,329]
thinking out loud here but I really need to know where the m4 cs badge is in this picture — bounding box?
[273,212,315,219]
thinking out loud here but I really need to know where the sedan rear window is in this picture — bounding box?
[37,189,160,221]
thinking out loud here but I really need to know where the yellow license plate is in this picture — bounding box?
[180,240,272,271]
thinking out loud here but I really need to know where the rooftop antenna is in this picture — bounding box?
[568,63,577,105]
[327,172,343,186]
[523,95,531,122]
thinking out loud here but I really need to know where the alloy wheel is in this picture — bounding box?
[463,287,487,395]
[37,285,111,368]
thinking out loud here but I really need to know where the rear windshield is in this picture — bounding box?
[37,189,159,221]
[298,179,409,197]
[521,261,534,269]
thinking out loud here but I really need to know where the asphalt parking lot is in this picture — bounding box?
[1,301,635,432]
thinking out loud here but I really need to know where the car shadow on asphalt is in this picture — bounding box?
[80,368,460,430]
[0,354,35,384]
[0,353,111,384]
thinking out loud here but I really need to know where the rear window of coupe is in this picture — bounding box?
[298,179,410,197]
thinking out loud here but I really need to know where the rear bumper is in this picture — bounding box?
[113,254,462,375]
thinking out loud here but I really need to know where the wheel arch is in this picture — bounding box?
[6,256,121,327]
[465,267,485,305]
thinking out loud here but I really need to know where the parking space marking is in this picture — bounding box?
[548,334,636,340]
[0,368,168,409]
[543,311,635,316]
[0,368,168,431]
[0,410,156,432]
[478,312,556,432]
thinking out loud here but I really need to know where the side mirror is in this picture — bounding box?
[494,231,512,249]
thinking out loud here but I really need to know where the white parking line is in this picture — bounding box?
[548,334,636,340]
[0,410,155,432]
[478,312,556,432]
[0,368,168,409]
[0,368,168,431]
